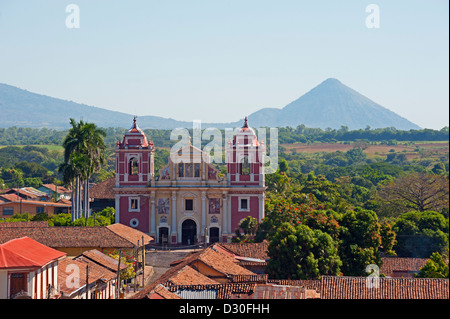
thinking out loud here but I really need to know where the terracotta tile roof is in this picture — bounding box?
[89,177,115,199]
[0,198,71,207]
[75,249,128,272]
[216,241,269,260]
[58,257,117,297]
[41,184,71,194]
[0,236,66,269]
[166,265,219,286]
[0,221,49,228]
[229,274,269,283]
[132,250,206,299]
[320,276,449,299]
[148,284,182,299]
[381,257,429,277]
[106,223,154,246]
[0,225,134,249]
[132,246,256,299]
[0,194,23,202]
[57,198,72,205]
[3,188,49,200]
[195,247,256,277]
[268,279,322,293]
[167,283,257,299]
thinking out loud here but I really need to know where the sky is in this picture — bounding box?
[0,0,448,129]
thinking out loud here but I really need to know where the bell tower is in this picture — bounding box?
[226,117,266,235]
[226,117,264,187]
[116,116,155,187]
[114,117,154,232]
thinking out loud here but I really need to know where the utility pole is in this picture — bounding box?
[85,264,89,299]
[205,226,208,249]
[116,251,122,299]
[141,236,145,288]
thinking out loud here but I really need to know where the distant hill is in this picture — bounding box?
[246,78,421,130]
[0,83,197,130]
[0,79,421,130]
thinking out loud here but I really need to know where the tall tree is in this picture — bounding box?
[379,172,449,214]
[59,119,106,221]
[266,223,342,280]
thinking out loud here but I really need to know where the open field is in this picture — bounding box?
[0,144,64,151]
[281,141,449,160]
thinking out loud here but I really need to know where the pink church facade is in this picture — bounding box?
[114,117,266,245]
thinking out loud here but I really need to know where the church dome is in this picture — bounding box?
[118,117,153,148]
[233,117,259,147]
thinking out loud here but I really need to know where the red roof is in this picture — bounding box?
[0,236,66,269]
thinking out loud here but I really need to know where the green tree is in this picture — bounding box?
[59,119,106,221]
[266,223,341,280]
[416,252,449,278]
[393,210,449,257]
[237,216,258,236]
[338,208,382,276]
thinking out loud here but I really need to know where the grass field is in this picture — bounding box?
[281,141,449,160]
[0,144,64,151]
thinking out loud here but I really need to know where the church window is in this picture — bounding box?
[130,198,140,212]
[239,197,249,211]
[185,199,193,211]
[129,157,139,175]
[178,163,184,177]
[241,156,250,175]
[194,163,200,177]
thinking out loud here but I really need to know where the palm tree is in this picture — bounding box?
[59,119,106,222]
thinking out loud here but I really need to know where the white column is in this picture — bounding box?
[222,192,228,235]
[171,191,177,236]
[227,196,232,234]
[258,193,265,222]
[201,191,206,236]
[115,195,120,224]
[150,191,156,236]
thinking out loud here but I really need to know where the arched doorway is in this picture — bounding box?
[159,227,169,245]
[182,219,197,245]
[209,227,220,244]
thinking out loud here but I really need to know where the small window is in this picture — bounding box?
[241,157,250,175]
[36,207,45,214]
[130,198,139,211]
[240,198,248,210]
[178,163,184,177]
[185,163,193,177]
[185,199,193,211]
[194,163,200,177]
[129,157,139,175]
[3,207,14,216]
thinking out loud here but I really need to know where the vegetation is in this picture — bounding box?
[0,207,115,227]
[1,123,448,280]
[59,119,107,222]
[416,252,449,278]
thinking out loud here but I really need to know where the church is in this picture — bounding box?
[113,117,266,245]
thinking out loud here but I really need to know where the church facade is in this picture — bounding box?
[114,117,266,245]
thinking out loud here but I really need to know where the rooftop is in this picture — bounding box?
[0,223,135,249]
[0,236,66,269]
[106,222,154,246]
[89,177,115,199]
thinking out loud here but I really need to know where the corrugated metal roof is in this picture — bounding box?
[175,288,218,299]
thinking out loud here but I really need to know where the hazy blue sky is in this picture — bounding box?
[0,0,448,129]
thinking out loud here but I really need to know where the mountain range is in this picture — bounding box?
[0,78,421,130]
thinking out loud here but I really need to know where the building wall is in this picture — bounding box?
[118,194,150,233]
[0,271,7,299]
[234,284,307,299]
[0,262,59,299]
[0,202,60,218]
[114,121,266,244]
